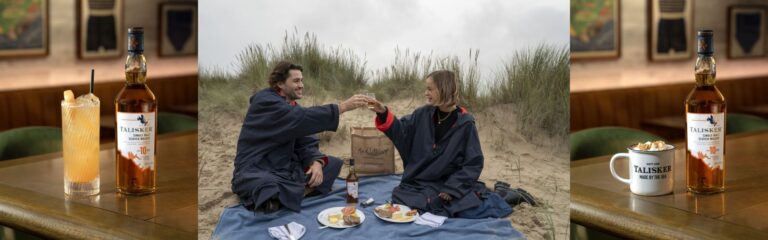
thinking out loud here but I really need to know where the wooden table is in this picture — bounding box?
[571,130,768,239]
[0,131,197,239]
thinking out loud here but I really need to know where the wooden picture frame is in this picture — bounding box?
[648,0,694,61]
[727,6,766,59]
[76,0,124,59]
[0,0,49,58]
[570,0,621,60]
[158,2,197,57]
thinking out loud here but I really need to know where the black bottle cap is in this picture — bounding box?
[128,27,144,53]
[697,30,714,55]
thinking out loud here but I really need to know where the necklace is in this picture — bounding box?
[437,110,451,124]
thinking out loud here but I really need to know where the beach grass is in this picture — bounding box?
[200,31,569,140]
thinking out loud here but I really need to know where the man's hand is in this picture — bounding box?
[438,192,453,201]
[339,95,369,114]
[306,160,324,187]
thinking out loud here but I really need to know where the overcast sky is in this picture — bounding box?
[199,0,568,83]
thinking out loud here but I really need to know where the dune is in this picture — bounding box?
[197,97,569,240]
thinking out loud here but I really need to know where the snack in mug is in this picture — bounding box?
[633,140,670,151]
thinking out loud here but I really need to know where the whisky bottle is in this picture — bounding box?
[115,27,157,195]
[346,158,359,204]
[685,30,726,194]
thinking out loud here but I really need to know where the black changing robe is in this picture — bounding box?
[375,105,488,217]
[231,88,341,212]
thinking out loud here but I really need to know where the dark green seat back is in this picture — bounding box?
[570,127,665,161]
[0,127,62,161]
[727,113,768,135]
[157,112,198,135]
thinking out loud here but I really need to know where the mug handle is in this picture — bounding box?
[610,153,631,184]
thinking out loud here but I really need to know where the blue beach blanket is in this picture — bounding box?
[212,175,524,240]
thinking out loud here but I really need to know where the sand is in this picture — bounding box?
[198,98,570,240]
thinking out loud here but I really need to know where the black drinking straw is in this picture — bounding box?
[89,69,94,94]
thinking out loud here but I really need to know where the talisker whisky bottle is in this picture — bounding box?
[685,30,725,194]
[115,27,157,195]
[346,159,359,204]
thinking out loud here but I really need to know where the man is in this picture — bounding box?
[232,61,368,213]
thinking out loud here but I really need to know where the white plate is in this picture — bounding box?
[317,207,365,229]
[373,204,419,223]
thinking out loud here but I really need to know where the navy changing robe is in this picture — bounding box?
[232,88,342,212]
[376,105,490,217]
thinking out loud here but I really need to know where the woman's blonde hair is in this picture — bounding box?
[426,70,459,107]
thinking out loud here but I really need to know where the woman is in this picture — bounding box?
[367,70,519,218]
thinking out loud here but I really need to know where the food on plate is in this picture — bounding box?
[375,202,416,221]
[375,202,400,218]
[343,214,361,225]
[328,213,342,224]
[341,206,361,225]
[374,207,392,218]
[405,209,418,216]
[342,206,357,216]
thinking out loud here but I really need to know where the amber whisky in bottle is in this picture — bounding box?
[685,30,725,194]
[115,27,157,195]
[346,158,359,204]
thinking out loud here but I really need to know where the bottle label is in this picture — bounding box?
[117,112,156,170]
[686,113,724,169]
[128,30,144,53]
[347,182,358,199]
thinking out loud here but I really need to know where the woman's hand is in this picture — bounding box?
[366,98,387,113]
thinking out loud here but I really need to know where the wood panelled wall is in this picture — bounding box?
[571,76,768,132]
[0,74,197,131]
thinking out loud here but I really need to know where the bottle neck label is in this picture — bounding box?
[128,32,144,53]
[686,112,724,170]
[697,35,713,55]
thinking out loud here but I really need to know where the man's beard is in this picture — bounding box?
[285,89,302,101]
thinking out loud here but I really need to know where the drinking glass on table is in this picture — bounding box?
[61,90,100,196]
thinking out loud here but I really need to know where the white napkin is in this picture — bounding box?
[268,221,305,240]
[414,212,447,228]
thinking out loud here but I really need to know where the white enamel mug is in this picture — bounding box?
[609,145,675,196]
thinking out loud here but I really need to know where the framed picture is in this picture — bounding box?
[159,3,197,57]
[0,0,49,58]
[76,0,124,59]
[727,6,766,59]
[648,0,694,61]
[570,0,620,60]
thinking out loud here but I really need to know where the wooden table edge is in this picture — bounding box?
[571,182,768,239]
[0,183,195,240]
[0,131,198,239]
